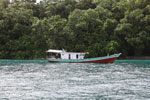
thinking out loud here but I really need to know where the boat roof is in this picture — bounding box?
[46,49,64,53]
[46,49,88,54]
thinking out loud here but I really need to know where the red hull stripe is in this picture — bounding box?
[48,53,121,63]
[48,57,118,63]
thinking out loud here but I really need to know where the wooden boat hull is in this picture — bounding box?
[48,53,121,63]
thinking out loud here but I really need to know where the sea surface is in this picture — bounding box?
[0,60,150,100]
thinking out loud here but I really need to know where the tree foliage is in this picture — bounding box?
[0,0,150,59]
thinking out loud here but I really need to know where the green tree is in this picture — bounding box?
[45,0,77,18]
[105,40,120,55]
[1,0,150,59]
[75,0,96,10]
[0,0,9,9]
[0,5,33,59]
[31,15,67,57]
[103,19,118,40]
[67,9,104,52]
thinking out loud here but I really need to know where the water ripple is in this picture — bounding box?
[0,61,150,99]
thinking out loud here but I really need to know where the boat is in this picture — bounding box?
[46,49,121,63]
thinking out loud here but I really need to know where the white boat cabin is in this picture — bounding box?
[46,49,88,60]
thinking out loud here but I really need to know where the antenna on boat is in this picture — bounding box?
[62,48,66,52]
[107,53,109,56]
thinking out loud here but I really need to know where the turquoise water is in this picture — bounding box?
[0,60,150,100]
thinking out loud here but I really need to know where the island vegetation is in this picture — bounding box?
[0,0,150,59]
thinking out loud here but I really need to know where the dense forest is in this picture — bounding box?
[0,0,150,59]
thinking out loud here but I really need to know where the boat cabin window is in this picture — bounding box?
[69,54,71,59]
[76,54,78,59]
[48,53,60,59]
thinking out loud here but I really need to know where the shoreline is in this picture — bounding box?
[120,56,150,60]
